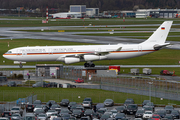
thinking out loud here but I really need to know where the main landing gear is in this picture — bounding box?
[19,62,23,68]
[84,62,95,67]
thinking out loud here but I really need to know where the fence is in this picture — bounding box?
[0,67,180,102]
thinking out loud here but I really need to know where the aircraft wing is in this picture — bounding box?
[61,47,122,58]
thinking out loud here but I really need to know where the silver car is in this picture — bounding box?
[11,113,22,120]
[11,106,23,116]
[0,117,9,120]
[103,99,114,107]
[37,113,48,120]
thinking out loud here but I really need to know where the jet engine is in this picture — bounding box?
[84,55,107,61]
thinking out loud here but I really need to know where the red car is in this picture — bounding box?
[75,78,84,83]
[151,114,161,120]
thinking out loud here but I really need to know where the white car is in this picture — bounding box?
[110,109,118,118]
[82,101,92,108]
[46,110,58,118]
[49,113,58,120]
[143,111,153,119]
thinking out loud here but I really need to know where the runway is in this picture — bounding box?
[0,24,180,48]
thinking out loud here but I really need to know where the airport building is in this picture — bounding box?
[70,5,86,17]
[86,8,99,17]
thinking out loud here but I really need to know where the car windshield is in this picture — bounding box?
[124,100,132,104]
[38,114,46,117]
[11,108,19,110]
[83,101,90,104]
[12,114,20,116]
[48,110,55,112]
[85,110,92,114]
[105,99,112,102]
[152,116,160,118]
[73,110,81,114]
[145,112,152,114]
[69,102,76,105]
[84,98,91,101]
[25,116,36,120]
[127,105,137,109]
[62,99,68,102]
[136,110,144,113]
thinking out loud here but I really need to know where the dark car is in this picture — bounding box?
[60,99,70,106]
[68,102,77,110]
[72,109,84,118]
[84,109,94,119]
[65,83,76,88]
[8,81,16,87]
[59,108,71,117]
[100,114,111,120]
[143,105,154,112]
[26,104,34,112]
[46,100,57,108]
[0,76,7,82]
[115,106,127,114]
[115,113,126,120]
[61,113,71,120]
[96,103,105,110]
[126,104,138,115]
[51,104,61,111]
[1,111,12,119]
[49,82,58,87]
[124,99,134,107]
[103,99,114,107]
[171,110,180,119]
[164,114,174,120]
[97,108,107,115]
[33,100,42,106]
[135,109,145,118]
[142,100,150,107]
[155,109,166,118]
[146,102,155,111]
[164,105,174,114]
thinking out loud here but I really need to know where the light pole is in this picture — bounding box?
[148,82,153,102]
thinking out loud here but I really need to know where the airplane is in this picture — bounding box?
[3,21,173,68]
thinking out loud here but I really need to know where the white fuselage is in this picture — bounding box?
[3,43,155,63]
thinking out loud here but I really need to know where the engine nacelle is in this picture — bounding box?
[64,57,80,64]
[84,55,107,61]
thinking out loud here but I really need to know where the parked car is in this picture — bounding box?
[0,117,9,120]
[23,113,36,120]
[0,76,7,82]
[103,99,114,107]
[164,105,174,114]
[83,98,92,104]
[48,82,58,88]
[97,108,108,115]
[11,106,23,116]
[46,110,58,118]
[124,99,134,107]
[11,113,22,120]
[155,109,166,118]
[68,102,77,110]
[50,104,61,111]
[84,109,96,119]
[115,106,127,114]
[126,104,138,115]
[151,114,161,120]
[8,81,16,87]
[59,108,71,117]
[1,111,12,119]
[34,108,46,116]
[33,105,43,112]
[96,103,105,110]
[142,100,150,107]
[164,114,174,120]
[110,109,118,118]
[82,101,92,108]
[46,100,57,108]
[65,83,76,88]
[72,109,84,118]
[26,104,34,112]
[49,113,59,120]
[143,111,153,119]
[37,113,48,120]
[75,78,84,83]
[61,113,71,120]
[33,100,42,106]
[171,110,180,119]
[115,113,126,120]
[135,109,145,118]
[60,99,70,106]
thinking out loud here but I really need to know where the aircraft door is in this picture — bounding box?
[16,49,22,56]
[138,46,142,52]
[49,48,53,55]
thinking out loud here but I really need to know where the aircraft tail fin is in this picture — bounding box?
[142,21,173,44]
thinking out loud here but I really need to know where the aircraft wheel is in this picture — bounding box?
[90,63,95,67]
[84,63,90,67]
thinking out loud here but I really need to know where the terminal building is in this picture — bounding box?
[70,5,86,17]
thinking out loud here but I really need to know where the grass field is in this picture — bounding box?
[0,87,179,105]
[1,17,180,27]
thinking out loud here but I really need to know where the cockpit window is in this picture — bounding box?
[6,51,12,53]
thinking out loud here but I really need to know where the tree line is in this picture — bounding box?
[0,0,179,12]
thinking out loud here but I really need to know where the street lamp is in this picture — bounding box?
[148,82,153,102]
